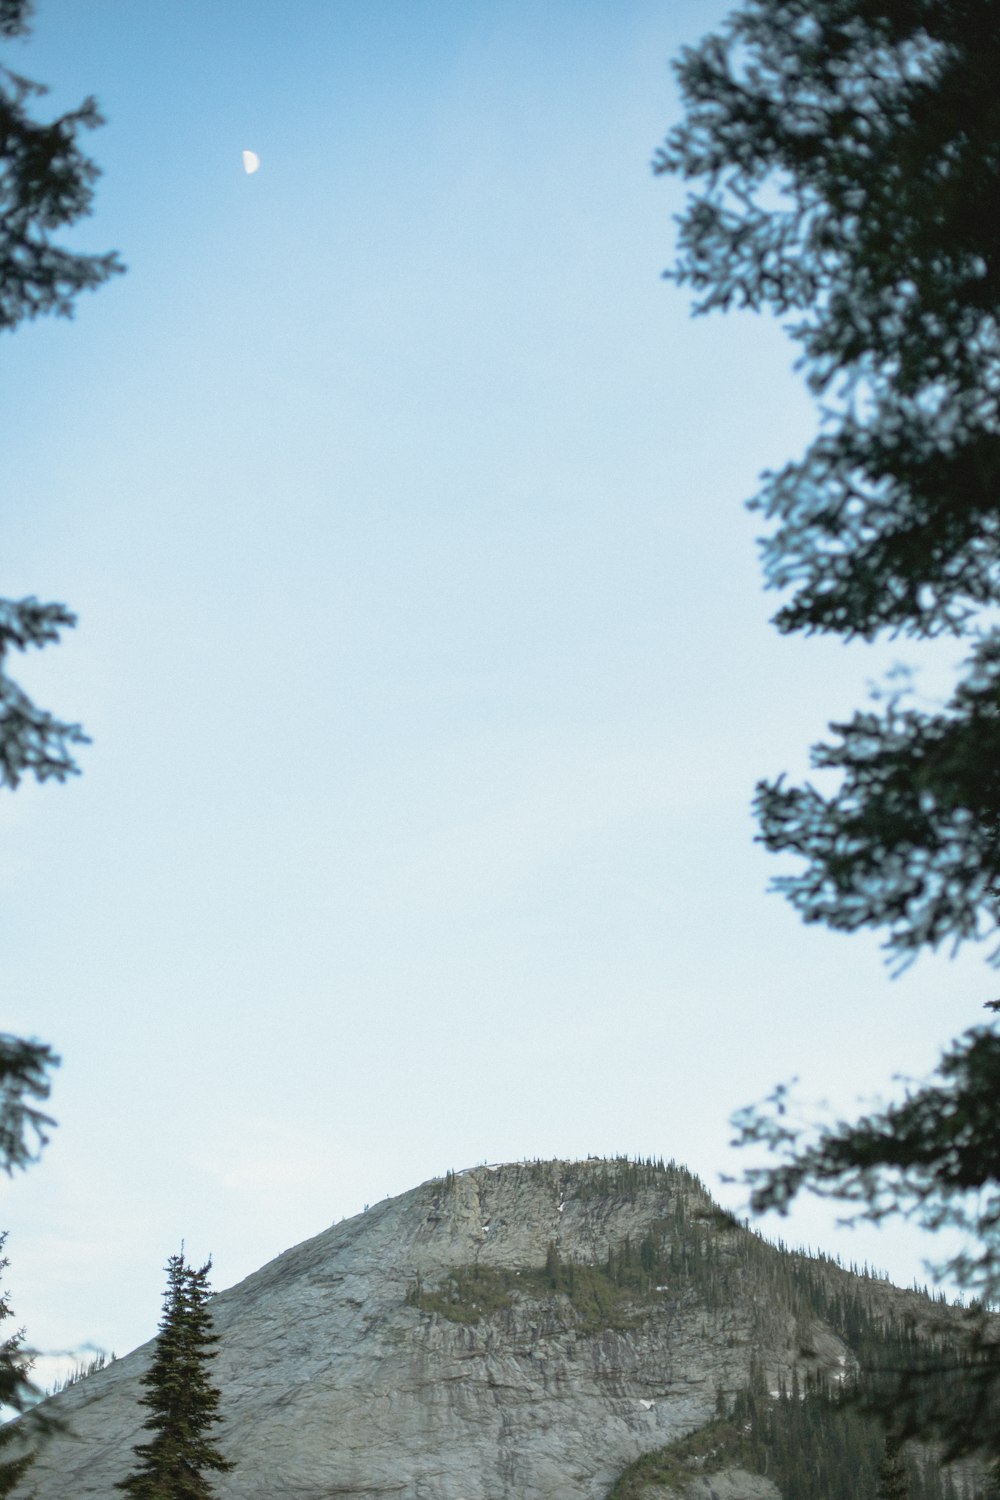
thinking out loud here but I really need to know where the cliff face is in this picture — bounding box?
[8,1158,930,1500]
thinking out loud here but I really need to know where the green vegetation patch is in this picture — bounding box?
[538,1247,646,1333]
[607,1414,739,1500]
[567,1156,703,1202]
[407,1239,681,1333]
[407,1264,519,1325]
[607,1374,982,1500]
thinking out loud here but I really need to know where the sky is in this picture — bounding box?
[1,0,992,1381]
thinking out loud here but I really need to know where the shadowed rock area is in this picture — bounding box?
[7,1158,945,1499]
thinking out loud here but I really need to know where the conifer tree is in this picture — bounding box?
[0,0,121,797]
[878,1436,911,1500]
[1,0,121,1451]
[0,1237,36,1496]
[660,0,1000,1462]
[116,1254,232,1500]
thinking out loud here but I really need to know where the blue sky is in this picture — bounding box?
[2,0,989,1376]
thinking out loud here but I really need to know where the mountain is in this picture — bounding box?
[7,1157,984,1499]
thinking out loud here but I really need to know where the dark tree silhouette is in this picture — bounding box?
[659,0,1000,967]
[116,1255,233,1500]
[0,1035,56,1179]
[660,0,1000,1465]
[878,1436,911,1500]
[0,3,121,1135]
[0,0,119,806]
[0,0,121,1458]
[0,0,122,329]
[0,1238,36,1495]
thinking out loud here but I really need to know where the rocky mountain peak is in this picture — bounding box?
[8,1157,952,1499]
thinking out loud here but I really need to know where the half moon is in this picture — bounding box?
[242,150,260,175]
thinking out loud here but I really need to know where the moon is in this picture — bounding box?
[242,149,260,175]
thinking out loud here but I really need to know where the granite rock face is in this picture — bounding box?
[10,1159,880,1499]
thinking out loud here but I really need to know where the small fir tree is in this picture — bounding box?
[116,1253,232,1500]
[877,1435,911,1500]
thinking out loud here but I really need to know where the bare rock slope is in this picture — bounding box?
[12,1158,918,1500]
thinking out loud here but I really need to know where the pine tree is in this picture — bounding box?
[660,0,1000,1461]
[1,0,121,1451]
[878,1436,911,1500]
[1,0,122,795]
[0,1237,36,1497]
[116,1254,233,1500]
